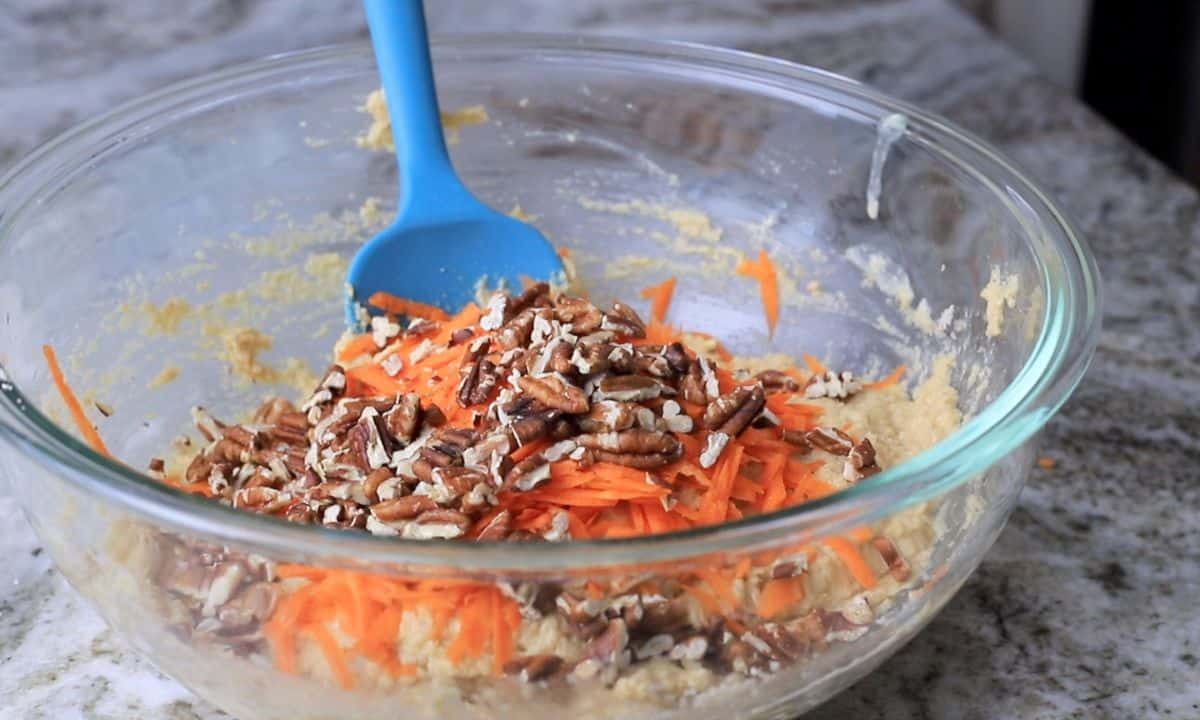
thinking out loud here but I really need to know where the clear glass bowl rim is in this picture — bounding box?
[0,35,1100,573]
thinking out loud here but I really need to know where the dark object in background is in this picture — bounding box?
[1083,1,1200,183]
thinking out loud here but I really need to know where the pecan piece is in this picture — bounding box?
[518,374,589,414]
[844,437,881,482]
[383,393,423,444]
[756,369,800,392]
[577,400,638,433]
[575,429,682,469]
[571,338,612,375]
[504,654,565,682]
[871,536,910,581]
[475,509,512,541]
[804,371,862,400]
[457,336,498,407]
[554,296,604,334]
[806,426,855,455]
[372,495,438,521]
[504,456,552,492]
[703,384,766,437]
[602,302,647,338]
[498,307,551,350]
[595,375,665,402]
[582,618,630,667]
[403,509,472,539]
[782,429,812,452]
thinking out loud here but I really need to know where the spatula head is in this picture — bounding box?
[346,207,564,326]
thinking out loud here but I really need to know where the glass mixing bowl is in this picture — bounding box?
[0,37,1098,719]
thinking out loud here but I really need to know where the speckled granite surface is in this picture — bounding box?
[1,1,1197,718]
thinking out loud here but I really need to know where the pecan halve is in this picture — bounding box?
[498,307,551,350]
[595,374,665,402]
[577,400,639,433]
[518,374,589,414]
[756,369,800,392]
[371,494,439,521]
[504,654,565,682]
[806,426,855,455]
[407,509,472,539]
[504,457,552,492]
[475,509,512,541]
[871,536,910,581]
[575,429,682,469]
[703,384,766,438]
[383,393,423,444]
[554,296,604,334]
[602,302,647,339]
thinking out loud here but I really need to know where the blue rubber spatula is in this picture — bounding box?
[346,0,563,326]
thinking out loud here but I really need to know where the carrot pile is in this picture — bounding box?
[265,565,521,686]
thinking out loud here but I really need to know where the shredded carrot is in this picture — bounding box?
[865,364,906,389]
[366,291,451,321]
[42,344,110,457]
[639,276,678,323]
[336,333,380,362]
[736,250,780,336]
[756,576,806,619]
[825,536,878,589]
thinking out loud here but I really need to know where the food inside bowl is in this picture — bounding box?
[49,276,962,705]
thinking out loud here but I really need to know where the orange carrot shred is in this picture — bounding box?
[865,364,906,389]
[42,344,110,457]
[336,333,380,362]
[366,291,451,321]
[639,276,678,323]
[826,536,878,589]
[757,576,805,618]
[736,249,780,336]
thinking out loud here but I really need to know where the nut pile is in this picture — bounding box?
[164,284,879,542]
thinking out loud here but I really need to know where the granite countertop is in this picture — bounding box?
[1,1,1197,718]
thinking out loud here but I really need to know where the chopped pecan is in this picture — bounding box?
[595,375,665,402]
[578,400,639,433]
[806,426,855,455]
[498,307,551,350]
[575,429,682,469]
[372,495,438,521]
[475,509,512,541]
[504,456,551,491]
[509,282,552,316]
[871,536,910,581]
[756,369,800,392]
[583,618,630,667]
[703,385,766,438]
[804,371,862,400]
[571,337,612,375]
[602,302,647,338]
[406,509,472,539]
[631,346,674,378]
[504,654,565,682]
[457,348,500,407]
[554,296,604,334]
[518,374,589,414]
[782,429,812,452]
[233,487,292,514]
[507,412,557,446]
[844,437,881,482]
[543,339,575,375]
[383,393,423,444]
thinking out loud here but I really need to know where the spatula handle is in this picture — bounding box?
[363,0,459,213]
